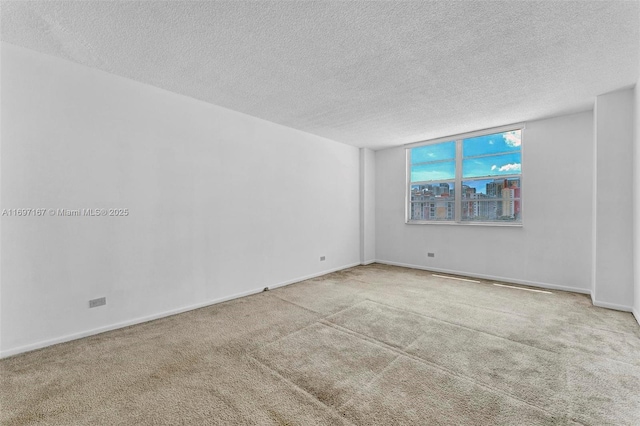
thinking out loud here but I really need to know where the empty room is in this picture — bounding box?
[1,1,639,425]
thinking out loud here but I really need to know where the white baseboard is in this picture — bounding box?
[0,262,361,359]
[633,308,640,325]
[361,259,376,266]
[592,299,633,312]
[374,259,592,294]
[266,262,361,290]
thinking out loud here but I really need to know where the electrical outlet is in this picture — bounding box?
[320,256,326,261]
[89,297,106,308]
[428,253,435,258]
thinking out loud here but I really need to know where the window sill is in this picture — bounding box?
[406,220,523,227]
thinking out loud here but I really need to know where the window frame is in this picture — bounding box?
[405,123,524,227]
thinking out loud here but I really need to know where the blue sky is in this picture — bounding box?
[462,152,521,178]
[410,141,455,163]
[411,161,455,181]
[411,131,521,182]
[463,130,521,157]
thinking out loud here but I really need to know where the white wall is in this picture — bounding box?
[376,111,594,293]
[359,148,376,264]
[634,79,640,324]
[0,43,360,357]
[592,88,634,311]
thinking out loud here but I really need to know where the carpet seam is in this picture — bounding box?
[324,296,637,370]
[355,299,562,356]
[252,317,559,423]
[334,355,403,412]
[365,298,640,369]
[268,292,333,316]
[244,354,359,426]
[244,319,326,359]
[319,319,568,420]
[270,288,370,319]
[243,297,379,362]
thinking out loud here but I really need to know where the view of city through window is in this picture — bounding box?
[408,129,522,223]
[410,177,521,221]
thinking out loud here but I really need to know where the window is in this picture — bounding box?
[407,126,523,225]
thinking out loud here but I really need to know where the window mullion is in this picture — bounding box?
[406,149,411,222]
[455,139,462,222]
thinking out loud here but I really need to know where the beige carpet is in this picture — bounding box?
[1,264,639,425]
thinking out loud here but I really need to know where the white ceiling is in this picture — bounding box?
[1,1,638,150]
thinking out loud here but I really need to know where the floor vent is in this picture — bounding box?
[492,283,552,294]
[432,274,481,283]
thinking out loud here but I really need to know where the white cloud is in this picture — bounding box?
[498,163,521,172]
[491,165,497,170]
[503,131,521,147]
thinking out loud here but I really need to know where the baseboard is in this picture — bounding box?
[592,299,633,312]
[633,308,640,325]
[0,262,361,359]
[361,259,376,266]
[266,262,362,290]
[375,259,592,295]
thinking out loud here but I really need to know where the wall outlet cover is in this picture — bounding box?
[89,297,106,308]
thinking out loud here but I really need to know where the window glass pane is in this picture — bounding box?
[410,183,454,201]
[410,141,455,164]
[461,178,521,198]
[461,178,521,222]
[461,199,521,222]
[410,201,456,221]
[462,152,521,179]
[410,161,455,182]
[410,183,455,221]
[463,130,521,158]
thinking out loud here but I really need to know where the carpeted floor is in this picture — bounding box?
[1,264,639,425]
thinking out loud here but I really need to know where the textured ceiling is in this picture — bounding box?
[1,1,639,149]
